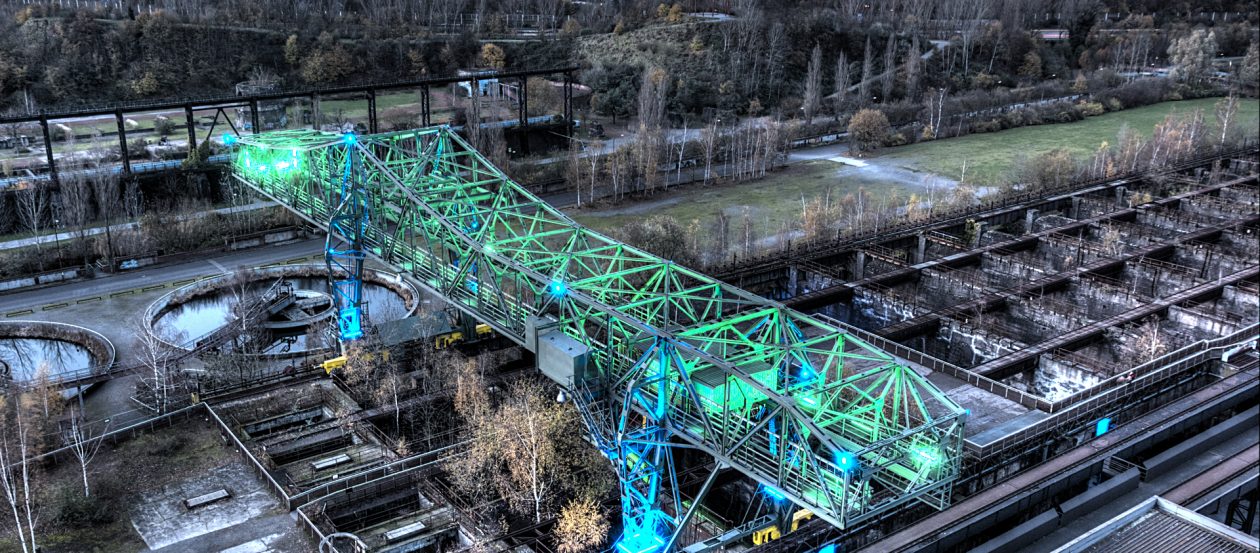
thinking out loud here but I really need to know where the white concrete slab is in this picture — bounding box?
[826,156,869,167]
[219,532,285,553]
[131,461,279,550]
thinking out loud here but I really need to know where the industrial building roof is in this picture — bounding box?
[1053,496,1259,553]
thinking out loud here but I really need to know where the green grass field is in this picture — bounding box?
[876,97,1260,186]
[572,160,922,238]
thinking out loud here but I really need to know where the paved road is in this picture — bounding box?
[0,238,323,314]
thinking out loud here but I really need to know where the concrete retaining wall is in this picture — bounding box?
[0,268,80,291]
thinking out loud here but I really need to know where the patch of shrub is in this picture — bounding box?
[1002,110,1025,128]
[153,117,176,136]
[1111,78,1169,108]
[1079,102,1105,116]
[139,433,187,456]
[50,485,116,527]
[971,119,1002,133]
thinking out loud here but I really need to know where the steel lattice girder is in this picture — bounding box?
[230,127,967,532]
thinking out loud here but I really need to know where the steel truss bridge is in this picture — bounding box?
[229,126,966,551]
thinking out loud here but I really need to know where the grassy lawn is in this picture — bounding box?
[876,97,1260,186]
[571,160,922,238]
[319,89,423,120]
[0,418,235,553]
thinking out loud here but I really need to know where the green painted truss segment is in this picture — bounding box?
[230,127,966,532]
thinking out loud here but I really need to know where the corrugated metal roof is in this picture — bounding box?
[1054,497,1259,553]
[1082,510,1255,553]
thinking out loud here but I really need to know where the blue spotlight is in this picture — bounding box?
[548,279,567,297]
[222,133,238,146]
[835,450,857,472]
[761,484,787,503]
[343,132,357,145]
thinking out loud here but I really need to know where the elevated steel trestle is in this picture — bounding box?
[229,127,966,551]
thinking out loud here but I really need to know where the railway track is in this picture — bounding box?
[1162,443,1260,508]
[863,368,1259,553]
[748,365,1259,553]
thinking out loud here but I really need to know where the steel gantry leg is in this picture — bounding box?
[614,339,688,553]
[326,132,368,343]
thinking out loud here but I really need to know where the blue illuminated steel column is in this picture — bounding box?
[326,132,368,342]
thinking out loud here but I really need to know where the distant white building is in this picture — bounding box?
[456,69,502,97]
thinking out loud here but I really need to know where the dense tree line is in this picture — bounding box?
[1,0,1254,114]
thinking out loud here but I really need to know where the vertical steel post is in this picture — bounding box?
[367,90,378,134]
[421,86,431,127]
[115,111,131,175]
[518,76,528,127]
[39,116,56,181]
[249,99,261,134]
[185,106,197,149]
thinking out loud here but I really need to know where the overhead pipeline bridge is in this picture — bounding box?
[228,127,966,551]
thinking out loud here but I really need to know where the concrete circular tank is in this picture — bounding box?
[0,320,116,387]
[146,265,420,357]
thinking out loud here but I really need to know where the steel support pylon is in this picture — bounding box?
[326,133,368,342]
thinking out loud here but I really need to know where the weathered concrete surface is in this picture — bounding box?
[131,460,308,551]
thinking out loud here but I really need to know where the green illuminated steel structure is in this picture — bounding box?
[229,127,966,550]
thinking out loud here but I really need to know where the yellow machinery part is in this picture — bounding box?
[791,509,813,532]
[752,526,781,545]
[435,331,464,349]
[322,355,347,375]
[752,509,812,545]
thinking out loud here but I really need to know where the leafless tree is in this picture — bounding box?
[803,44,823,125]
[1131,317,1168,364]
[586,139,602,202]
[62,406,111,497]
[637,67,669,132]
[905,36,922,100]
[0,399,39,553]
[701,120,719,185]
[58,172,95,266]
[673,119,688,188]
[833,51,851,118]
[133,316,179,413]
[859,37,874,106]
[15,185,51,271]
[372,369,414,433]
[90,173,122,270]
[939,0,993,76]
[881,37,897,102]
[924,88,947,139]
[1215,94,1239,148]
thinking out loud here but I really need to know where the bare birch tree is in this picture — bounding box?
[1215,94,1239,148]
[0,398,39,553]
[133,317,179,413]
[15,185,50,272]
[62,406,111,497]
[701,120,719,185]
